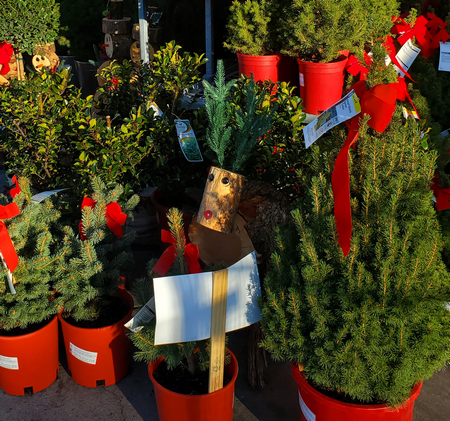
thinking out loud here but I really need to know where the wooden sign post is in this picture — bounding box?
[208,268,228,393]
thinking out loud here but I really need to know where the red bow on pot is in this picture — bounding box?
[431,174,450,211]
[79,197,128,241]
[0,41,13,76]
[0,202,21,272]
[332,78,418,257]
[153,229,201,276]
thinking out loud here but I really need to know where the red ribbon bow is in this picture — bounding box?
[346,53,372,80]
[0,41,13,76]
[392,15,431,53]
[0,202,21,272]
[431,174,450,211]
[153,229,201,276]
[331,78,417,257]
[425,13,450,58]
[9,176,21,198]
[79,197,128,241]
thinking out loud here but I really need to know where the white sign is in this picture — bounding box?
[303,90,361,148]
[439,42,450,72]
[393,39,421,77]
[0,355,19,370]
[31,189,68,203]
[125,297,156,332]
[70,342,98,365]
[153,252,262,345]
[299,391,316,421]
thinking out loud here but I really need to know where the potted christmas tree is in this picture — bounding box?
[280,0,399,114]
[0,177,66,395]
[55,177,139,388]
[260,98,450,418]
[129,207,238,421]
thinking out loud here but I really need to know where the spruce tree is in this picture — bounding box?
[129,208,212,375]
[0,178,66,331]
[261,109,450,406]
[55,177,138,321]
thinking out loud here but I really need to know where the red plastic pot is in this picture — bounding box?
[0,315,59,396]
[58,290,133,388]
[297,57,348,115]
[148,349,238,421]
[237,52,282,83]
[291,364,422,421]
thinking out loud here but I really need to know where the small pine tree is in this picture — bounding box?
[129,208,214,375]
[55,177,139,321]
[0,178,66,331]
[261,108,450,407]
[203,60,277,173]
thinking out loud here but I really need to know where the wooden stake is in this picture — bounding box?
[208,268,228,393]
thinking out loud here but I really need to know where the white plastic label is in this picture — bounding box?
[299,391,315,421]
[0,355,19,370]
[299,73,305,87]
[70,342,98,365]
[125,297,155,332]
[439,42,450,72]
[393,39,421,77]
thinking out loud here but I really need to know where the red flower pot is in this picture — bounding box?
[292,363,422,421]
[58,290,133,388]
[148,349,239,421]
[237,52,282,84]
[0,315,59,396]
[297,57,349,115]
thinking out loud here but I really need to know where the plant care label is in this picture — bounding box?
[174,119,203,162]
[304,90,361,148]
[0,355,19,370]
[403,106,419,120]
[70,342,98,365]
[298,391,315,421]
[125,297,155,332]
[31,189,68,203]
[149,101,163,118]
[153,251,262,345]
[439,42,450,72]
[392,39,421,77]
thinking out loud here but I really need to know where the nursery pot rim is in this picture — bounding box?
[0,314,57,341]
[148,348,239,398]
[236,51,282,59]
[291,363,423,410]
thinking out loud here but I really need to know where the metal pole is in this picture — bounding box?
[205,0,214,79]
[138,0,149,63]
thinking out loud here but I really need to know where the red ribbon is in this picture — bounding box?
[79,197,128,241]
[425,13,449,58]
[383,36,416,81]
[332,78,417,257]
[9,176,21,198]
[431,174,450,211]
[392,15,431,53]
[0,203,21,272]
[153,229,201,276]
[0,41,13,76]
[346,53,371,80]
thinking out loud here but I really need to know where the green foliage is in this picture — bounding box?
[203,60,277,172]
[0,0,60,55]
[0,67,88,191]
[224,0,278,56]
[0,178,66,330]
[261,108,450,406]
[129,208,213,374]
[55,177,138,321]
[281,0,399,62]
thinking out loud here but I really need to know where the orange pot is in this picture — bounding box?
[0,315,59,396]
[148,349,238,421]
[58,290,133,388]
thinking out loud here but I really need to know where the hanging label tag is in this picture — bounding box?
[125,297,155,332]
[149,101,163,118]
[299,391,315,421]
[0,355,19,370]
[70,342,98,365]
[174,119,203,162]
[393,39,421,77]
[402,106,419,120]
[438,42,450,72]
[304,90,361,148]
[299,73,305,87]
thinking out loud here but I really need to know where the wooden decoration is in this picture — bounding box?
[96,60,112,86]
[130,41,140,64]
[197,166,245,234]
[132,23,140,40]
[102,17,131,35]
[32,55,51,72]
[208,269,228,393]
[104,33,133,60]
[34,42,56,56]
[0,75,8,85]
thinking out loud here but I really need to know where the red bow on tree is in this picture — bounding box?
[9,175,21,198]
[153,229,201,276]
[79,197,128,241]
[0,41,13,76]
[332,78,418,257]
[0,202,21,272]
[391,15,431,55]
[425,13,450,58]
[346,53,372,80]
[431,174,450,211]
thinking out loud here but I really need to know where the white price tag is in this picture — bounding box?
[70,342,98,365]
[393,39,421,77]
[299,391,316,421]
[125,297,155,332]
[438,42,450,72]
[0,355,19,370]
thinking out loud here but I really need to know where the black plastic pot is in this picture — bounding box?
[75,61,98,98]
[58,55,80,88]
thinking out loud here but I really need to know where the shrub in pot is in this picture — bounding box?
[0,178,66,395]
[260,102,450,418]
[129,207,238,421]
[55,177,139,387]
